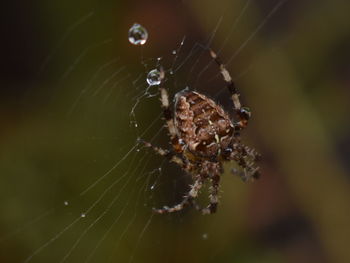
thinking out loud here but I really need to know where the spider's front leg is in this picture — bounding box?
[158,67,184,153]
[209,49,251,130]
[184,162,222,215]
[153,176,204,214]
[138,139,185,167]
[201,173,220,215]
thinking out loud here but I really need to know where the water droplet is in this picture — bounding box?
[146,69,161,86]
[172,50,177,55]
[134,123,138,128]
[202,233,209,240]
[128,23,148,46]
[64,201,69,206]
[136,149,140,152]
[150,185,155,190]
[81,213,86,218]
[169,70,174,75]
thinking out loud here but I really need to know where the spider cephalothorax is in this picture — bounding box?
[140,49,261,215]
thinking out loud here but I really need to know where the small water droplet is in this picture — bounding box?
[157,57,161,61]
[134,123,138,128]
[172,50,177,55]
[150,185,155,190]
[64,201,69,206]
[146,69,161,86]
[169,70,173,75]
[202,233,208,240]
[128,23,148,46]
[136,149,140,152]
[81,213,86,218]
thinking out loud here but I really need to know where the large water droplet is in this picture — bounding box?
[128,23,148,46]
[146,69,161,86]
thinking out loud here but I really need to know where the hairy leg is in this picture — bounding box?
[201,174,220,215]
[138,139,185,167]
[209,49,251,130]
[158,67,184,153]
[153,176,203,214]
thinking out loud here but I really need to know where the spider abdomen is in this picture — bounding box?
[174,91,234,157]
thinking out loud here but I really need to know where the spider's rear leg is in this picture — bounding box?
[209,49,251,130]
[153,177,204,214]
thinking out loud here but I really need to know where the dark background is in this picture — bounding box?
[1,0,350,263]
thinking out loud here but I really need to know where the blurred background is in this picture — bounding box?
[1,0,350,262]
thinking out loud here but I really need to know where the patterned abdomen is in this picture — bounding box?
[174,91,234,157]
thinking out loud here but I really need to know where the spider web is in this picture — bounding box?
[0,1,288,262]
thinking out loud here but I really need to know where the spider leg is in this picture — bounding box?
[138,139,185,167]
[209,49,251,130]
[232,148,260,182]
[153,176,203,214]
[201,174,220,215]
[158,67,184,153]
[243,145,262,162]
[241,144,261,180]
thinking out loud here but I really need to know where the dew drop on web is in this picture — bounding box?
[146,69,161,86]
[128,23,148,45]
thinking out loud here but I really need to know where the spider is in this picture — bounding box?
[140,49,261,215]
